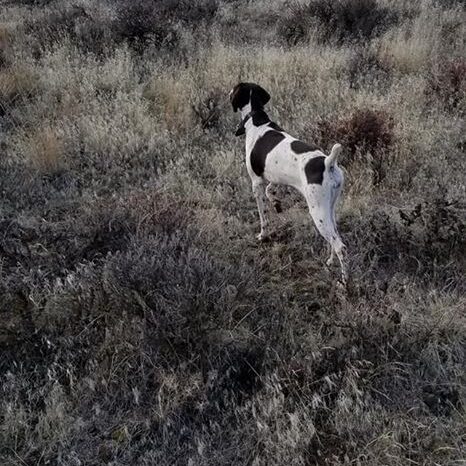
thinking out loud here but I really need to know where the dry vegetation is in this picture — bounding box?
[0,0,465,465]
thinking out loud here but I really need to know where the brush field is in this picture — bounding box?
[0,0,465,464]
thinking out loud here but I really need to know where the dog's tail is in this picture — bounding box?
[325,143,342,168]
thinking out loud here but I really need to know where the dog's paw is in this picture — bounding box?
[256,232,270,242]
[336,272,349,291]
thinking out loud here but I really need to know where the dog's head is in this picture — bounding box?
[229,82,270,113]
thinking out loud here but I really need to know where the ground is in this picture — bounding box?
[0,0,465,465]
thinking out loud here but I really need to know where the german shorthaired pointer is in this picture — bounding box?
[230,82,348,284]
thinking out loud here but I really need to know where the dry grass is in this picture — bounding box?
[0,1,465,465]
[19,125,64,173]
[0,66,37,113]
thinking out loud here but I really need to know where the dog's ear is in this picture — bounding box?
[235,119,246,136]
[250,84,270,110]
[230,84,248,113]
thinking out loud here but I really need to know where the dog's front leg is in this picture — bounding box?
[252,181,270,241]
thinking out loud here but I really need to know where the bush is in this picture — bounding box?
[0,192,192,292]
[23,0,219,55]
[0,67,37,117]
[191,89,223,130]
[114,0,218,52]
[344,195,466,283]
[103,233,252,360]
[434,0,466,8]
[3,0,52,5]
[347,47,391,89]
[23,6,114,56]
[157,0,219,24]
[278,5,309,46]
[334,109,394,155]
[114,1,179,53]
[0,189,281,464]
[0,26,10,69]
[279,0,399,45]
[314,108,394,183]
[425,58,466,111]
[21,126,64,174]
[398,196,466,267]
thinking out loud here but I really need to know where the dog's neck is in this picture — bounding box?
[236,109,272,145]
[240,112,252,129]
[240,103,252,119]
[240,109,271,130]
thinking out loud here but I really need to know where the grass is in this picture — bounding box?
[0,1,465,465]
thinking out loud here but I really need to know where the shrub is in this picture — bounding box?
[345,195,466,282]
[5,0,52,4]
[334,109,394,155]
[434,0,466,8]
[279,0,398,45]
[398,196,466,266]
[23,6,113,56]
[0,189,278,464]
[103,233,252,360]
[23,0,218,55]
[20,126,64,174]
[347,47,391,89]
[191,89,223,130]
[0,25,10,68]
[314,108,394,183]
[425,58,466,111]
[114,0,218,52]
[114,1,179,53]
[278,6,309,46]
[0,67,37,116]
[0,49,7,69]
[158,0,219,24]
[0,191,196,311]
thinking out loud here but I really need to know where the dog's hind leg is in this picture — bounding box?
[266,183,282,213]
[304,188,348,285]
[314,212,347,284]
[326,247,336,266]
[326,181,343,266]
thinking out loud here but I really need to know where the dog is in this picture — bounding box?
[230,82,348,284]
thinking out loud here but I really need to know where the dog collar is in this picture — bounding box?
[235,112,252,136]
[240,113,252,126]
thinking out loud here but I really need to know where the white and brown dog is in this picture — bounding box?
[230,82,348,284]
